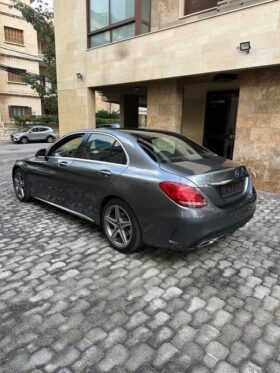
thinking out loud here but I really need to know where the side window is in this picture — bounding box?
[77,134,127,165]
[49,135,84,158]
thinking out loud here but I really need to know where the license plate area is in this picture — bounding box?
[219,179,245,198]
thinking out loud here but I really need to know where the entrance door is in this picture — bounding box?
[203,91,239,159]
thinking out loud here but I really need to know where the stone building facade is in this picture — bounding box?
[0,0,42,123]
[54,0,280,193]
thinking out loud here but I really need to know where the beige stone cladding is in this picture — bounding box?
[147,79,183,132]
[234,68,280,193]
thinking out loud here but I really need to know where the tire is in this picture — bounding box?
[13,169,32,202]
[47,136,55,143]
[102,198,142,253]
[20,137,28,144]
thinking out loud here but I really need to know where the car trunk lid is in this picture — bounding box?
[160,156,249,207]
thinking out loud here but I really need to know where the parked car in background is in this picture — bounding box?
[11,126,57,144]
[12,129,256,253]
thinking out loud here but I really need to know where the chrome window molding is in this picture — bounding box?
[47,131,130,167]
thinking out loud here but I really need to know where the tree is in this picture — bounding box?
[13,0,57,115]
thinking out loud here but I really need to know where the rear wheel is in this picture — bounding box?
[47,136,54,143]
[20,137,28,144]
[102,198,142,253]
[13,169,32,202]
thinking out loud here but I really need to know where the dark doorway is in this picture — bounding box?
[203,91,239,159]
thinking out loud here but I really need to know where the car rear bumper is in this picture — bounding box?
[141,192,257,250]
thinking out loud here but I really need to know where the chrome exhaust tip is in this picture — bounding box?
[198,237,220,248]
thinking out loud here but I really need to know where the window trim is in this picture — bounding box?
[4,26,24,45]
[87,0,151,48]
[184,0,217,16]
[9,106,31,118]
[47,131,130,167]
[8,69,26,84]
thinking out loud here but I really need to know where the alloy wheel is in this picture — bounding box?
[14,172,25,199]
[104,205,132,249]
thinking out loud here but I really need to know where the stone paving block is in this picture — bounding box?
[98,344,129,372]
[0,156,280,373]
[252,339,275,365]
[153,343,178,368]
[125,343,154,371]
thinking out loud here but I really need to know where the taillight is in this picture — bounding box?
[160,182,208,208]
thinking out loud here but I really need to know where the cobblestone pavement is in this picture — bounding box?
[0,154,280,373]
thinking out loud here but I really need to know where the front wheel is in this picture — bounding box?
[13,169,32,202]
[46,136,55,143]
[102,198,142,253]
[20,137,28,144]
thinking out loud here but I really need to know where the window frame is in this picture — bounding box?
[47,133,86,158]
[87,0,151,48]
[79,132,128,165]
[184,0,217,16]
[9,106,31,118]
[47,132,129,166]
[4,26,24,45]
[8,69,26,84]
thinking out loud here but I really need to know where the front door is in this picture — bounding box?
[203,91,239,159]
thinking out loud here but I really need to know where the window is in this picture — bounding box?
[184,0,217,15]
[77,134,127,164]
[8,69,26,83]
[9,106,31,118]
[88,0,151,48]
[4,26,24,45]
[49,135,85,158]
[137,133,216,163]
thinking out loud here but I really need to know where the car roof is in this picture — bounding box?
[76,128,179,138]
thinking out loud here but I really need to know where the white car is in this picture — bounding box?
[11,126,57,144]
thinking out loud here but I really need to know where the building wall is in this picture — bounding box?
[82,0,280,87]
[182,80,240,144]
[95,93,120,114]
[234,69,280,193]
[0,0,41,122]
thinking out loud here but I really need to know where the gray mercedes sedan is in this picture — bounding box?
[12,129,256,252]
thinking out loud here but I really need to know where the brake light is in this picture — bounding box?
[160,182,208,208]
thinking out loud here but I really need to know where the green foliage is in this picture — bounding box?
[13,0,57,114]
[96,110,120,120]
[13,115,58,127]
[96,117,119,126]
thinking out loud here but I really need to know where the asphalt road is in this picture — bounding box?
[0,142,48,160]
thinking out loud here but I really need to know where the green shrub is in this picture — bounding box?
[96,110,119,120]
[13,114,58,127]
[96,117,119,126]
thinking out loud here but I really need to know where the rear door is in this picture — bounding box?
[67,132,128,221]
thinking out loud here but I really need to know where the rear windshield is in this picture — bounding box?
[137,133,216,163]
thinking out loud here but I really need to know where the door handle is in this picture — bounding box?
[58,160,70,168]
[100,169,112,177]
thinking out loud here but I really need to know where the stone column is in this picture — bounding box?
[58,87,96,136]
[120,95,139,128]
[147,79,183,133]
[234,68,280,193]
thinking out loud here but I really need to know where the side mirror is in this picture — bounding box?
[35,148,47,158]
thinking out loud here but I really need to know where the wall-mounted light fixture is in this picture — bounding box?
[76,73,83,80]
[239,41,251,54]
